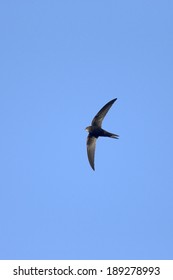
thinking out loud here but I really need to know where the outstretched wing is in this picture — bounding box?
[87,136,97,170]
[91,98,117,127]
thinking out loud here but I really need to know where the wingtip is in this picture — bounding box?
[110,98,117,104]
[91,165,95,171]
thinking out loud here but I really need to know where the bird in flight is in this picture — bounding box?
[85,98,119,170]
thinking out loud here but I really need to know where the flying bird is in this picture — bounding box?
[85,98,119,170]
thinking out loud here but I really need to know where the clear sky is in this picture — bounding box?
[0,0,173,260]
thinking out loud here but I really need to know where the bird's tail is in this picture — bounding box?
[110,133,119,139]
[102,129,119,139]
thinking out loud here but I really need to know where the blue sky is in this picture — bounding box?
[0,0,173,259]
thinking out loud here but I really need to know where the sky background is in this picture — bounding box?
[0,0,173,260]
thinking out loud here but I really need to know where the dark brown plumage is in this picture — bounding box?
[85,98,119,170]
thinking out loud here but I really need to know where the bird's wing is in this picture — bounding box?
[87,136,97,170]
[91,98,117,127]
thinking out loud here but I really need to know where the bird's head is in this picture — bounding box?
[85,126,92,132]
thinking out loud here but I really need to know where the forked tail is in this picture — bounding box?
[102,129,119,139]
[110,133,119,139]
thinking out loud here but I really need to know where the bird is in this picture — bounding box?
[85,98,119,170]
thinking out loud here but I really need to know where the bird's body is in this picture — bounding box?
[86,126,118,138]
[85,98,119,170]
